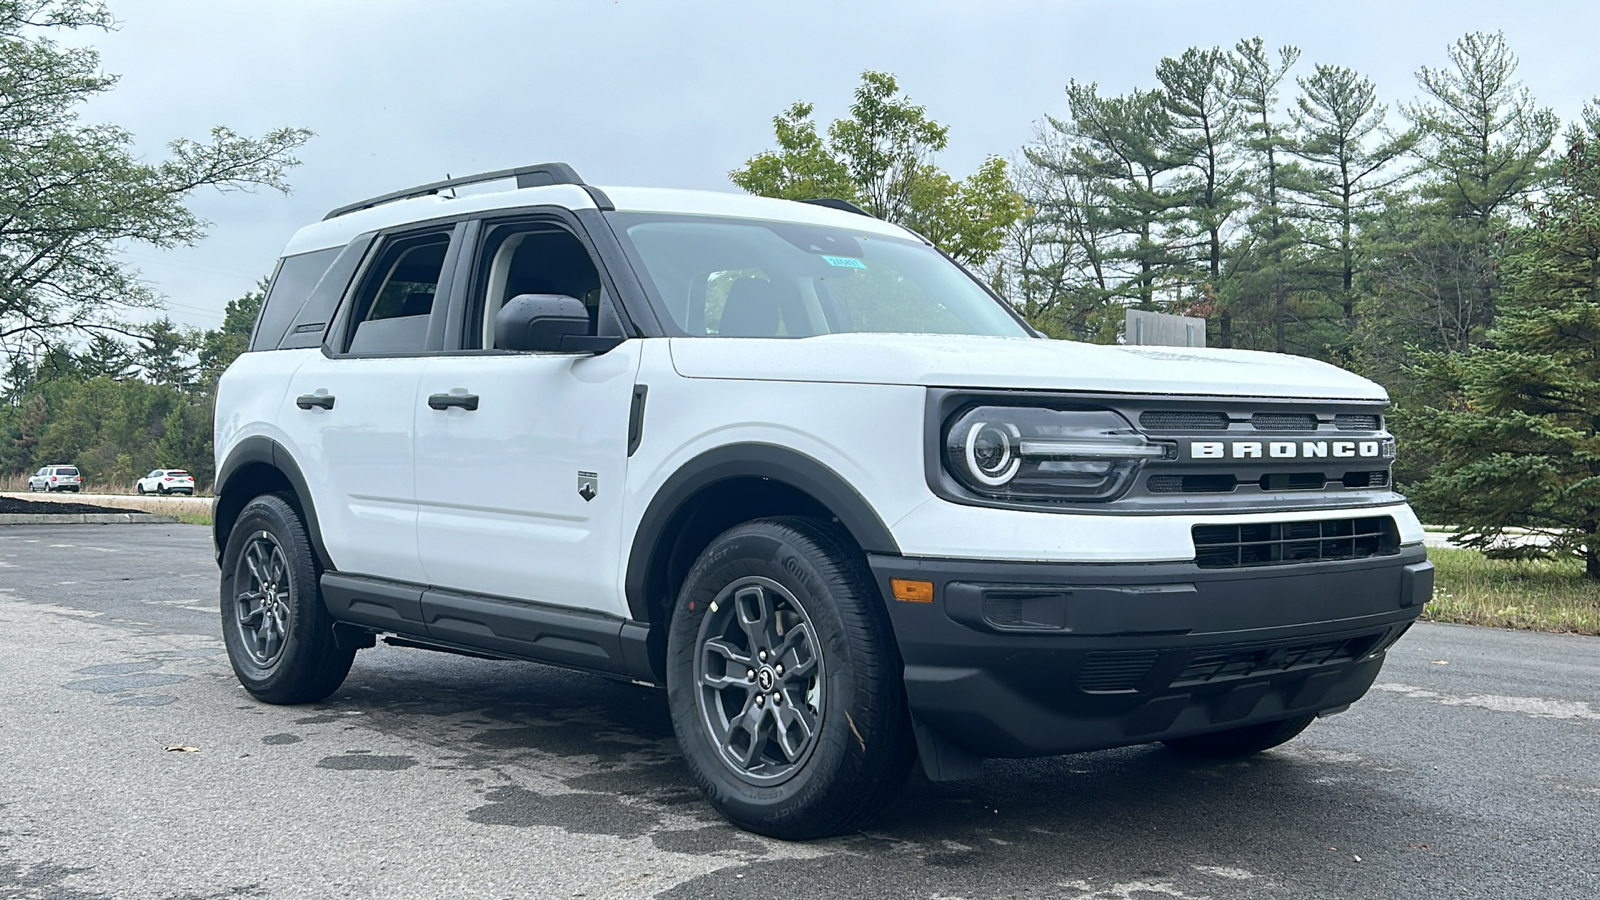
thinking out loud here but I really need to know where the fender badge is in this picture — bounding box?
[577,471,598,502]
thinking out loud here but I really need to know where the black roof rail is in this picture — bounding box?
[801,197,875,218]
[323,162,586,220]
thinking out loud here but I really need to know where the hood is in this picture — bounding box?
[669,333,1388,402]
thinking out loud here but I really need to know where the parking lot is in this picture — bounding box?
[1,523,1596,899]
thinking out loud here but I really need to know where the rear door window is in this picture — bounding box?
[58,467,79,476]
[344,231,454,354]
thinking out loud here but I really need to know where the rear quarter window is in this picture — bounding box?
[249,247,342,351]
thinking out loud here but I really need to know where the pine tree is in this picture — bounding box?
[1401,118,1600,578]
[1226,38,1302,353]
[1156,47,1244,344]
[79,332,135,379]
[1285,64,1413,359]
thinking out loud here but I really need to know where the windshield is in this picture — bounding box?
[608,213,1030,338]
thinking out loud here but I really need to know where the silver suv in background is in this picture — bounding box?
[27,466,82,492]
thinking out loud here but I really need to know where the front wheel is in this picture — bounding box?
[666,517,915,840]
[220,493,355,704]
[1162,714,1316,758]
[136,484,146,495]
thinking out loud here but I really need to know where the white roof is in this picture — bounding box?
[279,182,914,258]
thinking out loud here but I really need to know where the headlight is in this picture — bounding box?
[943,406,1174,502]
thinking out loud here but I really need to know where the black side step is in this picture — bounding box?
[320,573,657,684]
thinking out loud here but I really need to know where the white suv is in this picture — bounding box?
[213,163,1432,839]
[136,469,196,495]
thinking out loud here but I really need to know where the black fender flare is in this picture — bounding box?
[623,443,900,623]
[213,436,333,571]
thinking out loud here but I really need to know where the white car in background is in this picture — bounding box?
[136,469,196,495]
[27,465,82,492]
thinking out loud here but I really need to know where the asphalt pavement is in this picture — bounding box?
[1,523,1596,899]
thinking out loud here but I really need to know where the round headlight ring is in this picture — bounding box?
[964,421,1022,486]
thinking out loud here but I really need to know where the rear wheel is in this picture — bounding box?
[666,517,915,840]
[136,484,146,495]
[1162,714,1316,758]
[220,493,355,704]
[156,484,168,495]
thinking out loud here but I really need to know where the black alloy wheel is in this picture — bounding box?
[667,517,915,840]
[694,576,826,784]
[219,493,356,704]
[232,532,293,667]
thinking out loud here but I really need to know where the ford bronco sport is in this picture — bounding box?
[213,163,1432,839]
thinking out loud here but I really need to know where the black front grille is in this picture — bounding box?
[1147,474,1239,493]
[1344,470,1390,489]
[1140,410,1229,431]
[1174,632,1386,685]
[1259,472,1328,491]
[1192,516,1399,568]
[1251,412,1317,431]
[1335,413,1381,431]
[1151,472,1389,494]
[1078,650,1160,693]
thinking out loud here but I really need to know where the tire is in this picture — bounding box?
[666,517,915,840]
[1162,714,1316,758]
[157,484,168,495]
[136,484,146,495]
[219,493,355,704]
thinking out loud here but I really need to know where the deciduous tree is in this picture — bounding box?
[0,0,310,350]
[731,71,1023,266]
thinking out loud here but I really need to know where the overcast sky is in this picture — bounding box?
[71,0,1600,331]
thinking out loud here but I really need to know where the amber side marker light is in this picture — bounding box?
[891,578,935,603]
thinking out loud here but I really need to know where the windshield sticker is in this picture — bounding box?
[821,255,867,269]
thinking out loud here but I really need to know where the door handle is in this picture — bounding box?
[296,393,335,410]
[428,392,480,411]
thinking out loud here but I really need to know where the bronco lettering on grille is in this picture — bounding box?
[1189,440,1387,460]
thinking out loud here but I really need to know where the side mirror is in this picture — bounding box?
[494,293,622,354]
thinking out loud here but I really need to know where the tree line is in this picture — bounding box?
[0,289,260,488]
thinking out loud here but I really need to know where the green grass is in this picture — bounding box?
[1424,547,1600,635]
[169,510,213,527]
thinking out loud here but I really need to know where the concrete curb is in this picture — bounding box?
[0,513,181,525]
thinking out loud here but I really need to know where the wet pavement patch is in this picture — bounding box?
[62,673,187,693]
[316,753,416,771]
[111,695,176,707]
[468,723,662,761]
[466,785,660,837]
[0,858,109,900]
[74,662,162,676]
[650,825,767,857]
[261,733,302,745]
[562,759,692,797]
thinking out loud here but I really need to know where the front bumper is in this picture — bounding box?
[869,545,1431,759]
